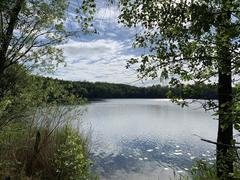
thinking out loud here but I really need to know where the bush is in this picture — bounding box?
[0,106,96,179]
[53,126,93,180]
[190,159,240,180]
[191,160,218,180]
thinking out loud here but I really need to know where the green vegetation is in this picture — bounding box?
[0,106,94,179]
[0,67,96,179]
[1,0,240,179]
[190,160,240,180]
[45,77,218,99]
[0,0,97,179]
[53,125,93,180]
[119,0,240,178]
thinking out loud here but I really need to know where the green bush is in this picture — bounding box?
[191,160,218,180]
[190,159,240,180]
[53,126,93,180]
[0,88,95,179]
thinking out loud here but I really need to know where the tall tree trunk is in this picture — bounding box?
[216,0,234,178]
[217,60,233,178]
[0,0,24,97]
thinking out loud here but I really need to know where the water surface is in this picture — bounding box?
[80,99,217,180]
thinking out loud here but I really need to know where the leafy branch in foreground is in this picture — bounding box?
[119,0,240,178]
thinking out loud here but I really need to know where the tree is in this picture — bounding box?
[119,0,240,178]
[0,0,97,130]
[0,0,96,97]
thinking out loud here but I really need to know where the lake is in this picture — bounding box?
[79,99,217,180]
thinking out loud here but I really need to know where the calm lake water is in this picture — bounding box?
[80,99,217,180]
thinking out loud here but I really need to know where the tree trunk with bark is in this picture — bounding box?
[216,1,234,178]
[0,0,24,97]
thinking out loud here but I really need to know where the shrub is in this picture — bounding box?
[0,106,96,179]
[52,126,93,180]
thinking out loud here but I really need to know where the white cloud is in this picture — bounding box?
[51,39,142,85]
[95,6,120,21]
[45,2,156,86]
[59,39,123,60]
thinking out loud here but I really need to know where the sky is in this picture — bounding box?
[47,1,161,87]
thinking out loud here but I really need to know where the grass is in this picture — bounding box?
[0,106,96,179]
[184,159,240,180]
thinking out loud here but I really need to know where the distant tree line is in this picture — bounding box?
[41,77,219,100]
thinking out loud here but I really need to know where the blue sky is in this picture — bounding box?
[48,2,161,86]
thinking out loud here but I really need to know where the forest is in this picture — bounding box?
[45,77,218,99]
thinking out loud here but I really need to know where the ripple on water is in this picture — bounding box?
[147,149,154,152]
[85,99,217,179]
[190,156,196,160]
[175,149,182,152]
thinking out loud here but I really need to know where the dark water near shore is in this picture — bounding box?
[80,99,217,180]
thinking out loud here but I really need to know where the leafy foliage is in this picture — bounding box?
[119,0,240,177]
[0,67,78,129]
[0,107,95,179]
[53,126,93,180]
[0,0,98,98]
[49,78,218,99]
[0,0,68,72]
[119,0,240,104]
[0,0,99,179]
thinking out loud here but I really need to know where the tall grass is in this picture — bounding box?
[0,105,96,179]
[189,159,240,180]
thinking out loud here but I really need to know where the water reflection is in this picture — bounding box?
[79,99,217,179]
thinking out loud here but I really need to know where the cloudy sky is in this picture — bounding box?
[47,1,161,86]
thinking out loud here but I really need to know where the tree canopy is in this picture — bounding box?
[120,0,240,87]
[0,0,96,97]
[119,0,240,178]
